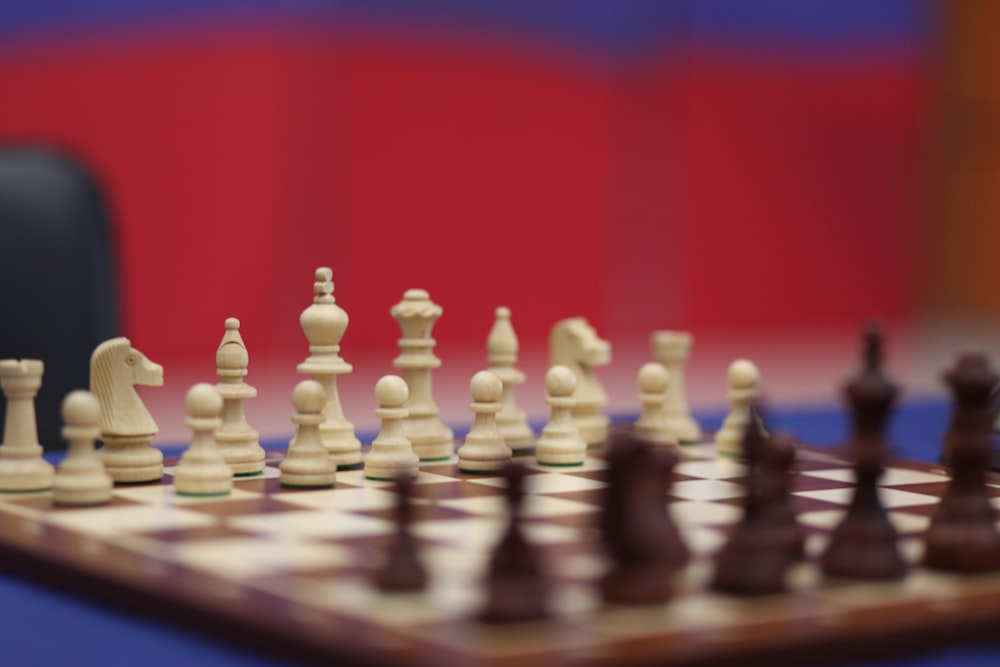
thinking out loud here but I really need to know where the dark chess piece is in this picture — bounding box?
[925,352,1000,572]
[712,428,804,595]
[373,474,427,591]
[759,432,807,562]
[600,430,689,605]
[479,463,549,622]
[821,324,908,580]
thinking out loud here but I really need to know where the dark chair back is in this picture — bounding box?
[0,146,119,450]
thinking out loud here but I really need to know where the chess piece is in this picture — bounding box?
[651,331,702,442]
[487,307,534,454]
[89,337,164,483]
[821,325,907,580]
[715,359,761,458]
[173,384,233,497]
[391,289,455,461]
[924,352,1000,572]
[215,318,266,476]
[480,463,549,622]
[711,430,802,595]
[0,359,55,492]
[600,431,689,604]
[457,371,512,474]
[549,317,611,446]
[534,366,587,466]
[297,267,362,470]
[374,474,427,591]
[53,390,113,506]
[758,432,807,562]
[280,380,336,489]
[633,362,679,448]
[364,375,420,481]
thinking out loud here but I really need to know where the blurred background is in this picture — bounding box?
[0,0,995,445]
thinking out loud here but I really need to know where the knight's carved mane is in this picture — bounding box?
[90,338,158,436]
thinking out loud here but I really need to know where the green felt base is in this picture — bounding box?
[536,460,585,468]
[280,482,335,490]
[233,470,263,478]
[458,468,500,475]
[175,490,232,498]
[337,462,363,471]
[0,486,53,494]
[113,478,163,486]
[419,455,453,463]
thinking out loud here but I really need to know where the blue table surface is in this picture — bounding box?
[6,398,1000,667]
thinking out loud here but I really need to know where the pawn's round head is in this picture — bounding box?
[375,375,409,408]
[545,365,577,397]
[292,379,326,414]
[61,390,100,427]
[638,362,669,394]
[186,383,223,418]
[470,370,503,403]
[727,359,760,389]
[762,432,796,469]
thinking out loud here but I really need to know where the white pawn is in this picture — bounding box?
[457,371,512,474]
[535,366,587,466]
[174,384,232,497]
[53,391,113,506]
[364,376,420,481]
[715,359,761,458]
[281,380,336,488]
[633,362,679,448]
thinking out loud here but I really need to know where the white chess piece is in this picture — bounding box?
[457,371,512,473]
[487,306,534,453]
[715,359,760,458]
[215,318,266,476]
[651,330,702,442]
[0,359,55,492]
[535,366,587,466]
[549,317,611,446]
[364,376,420,481]
[53,390,113,506]
[174,384,233,496]
[90,337,164,483]
[392,289,455,461]
[298,267,362,470]
[633,362,679,448]
[281,380,337,488]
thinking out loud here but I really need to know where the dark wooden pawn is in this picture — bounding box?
[759,432,807,562]
[374,474,427,591]
[820,325,907,580]
[600,430,689,605]
[480,463,548,622]
[711,426,803,595]
[924,352,1000,572]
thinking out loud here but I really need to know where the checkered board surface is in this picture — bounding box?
[1,442,1000,667]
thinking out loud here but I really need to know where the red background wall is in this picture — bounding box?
[0,7,931,366]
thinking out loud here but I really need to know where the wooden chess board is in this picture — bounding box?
[0,441,998,667]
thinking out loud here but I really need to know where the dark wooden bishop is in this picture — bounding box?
[374,474,428,591]
[820,325,907,580]
[479,463,549,622]
[599,430,689,605]
[924,352,1000,572]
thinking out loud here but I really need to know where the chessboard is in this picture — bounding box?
[0,437,998,667]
